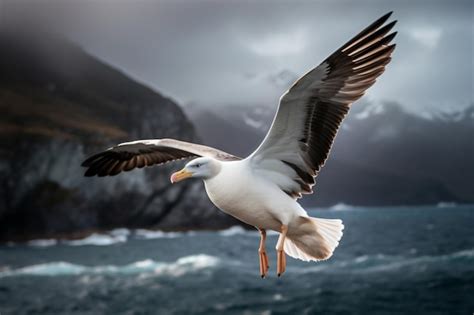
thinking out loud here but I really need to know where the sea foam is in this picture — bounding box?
[0,254,220,278]
[329,203,355,211]
[63,233,127,246]
[133,229,190,239]
[26,239,58,247]
[297,249,474,275]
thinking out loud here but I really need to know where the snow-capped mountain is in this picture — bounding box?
[267,69,299,89]
[185,101,474,207]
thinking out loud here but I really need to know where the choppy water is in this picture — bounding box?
[1,205,473,315]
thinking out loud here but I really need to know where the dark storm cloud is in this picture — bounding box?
[2,0,473,112]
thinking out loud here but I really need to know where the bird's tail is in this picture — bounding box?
[285,216,344,261]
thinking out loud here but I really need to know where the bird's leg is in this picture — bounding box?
[258,229,269,278]
[276,225,288,277]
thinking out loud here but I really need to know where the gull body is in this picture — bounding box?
[203,159,306,232]
[172,156,346,266]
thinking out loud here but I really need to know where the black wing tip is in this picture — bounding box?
[371,12,396,34]
[82,152,108,176]
[81,151,106,167]
[81,150,117,174]
[84,169,97,177]
[380,11,394,21]
[339,11,396,53]
[384,19,398,29]
[81,157,93,167]
[370,11,394,30]
[385,31,398,43]
[81,160,91,167]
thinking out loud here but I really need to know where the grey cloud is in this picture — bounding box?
[2,0,472,112]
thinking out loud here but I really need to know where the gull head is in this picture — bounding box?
[170,157,221,183]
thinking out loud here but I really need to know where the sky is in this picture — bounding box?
[1,0,473,113]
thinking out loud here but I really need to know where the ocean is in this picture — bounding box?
[1,205,473,315]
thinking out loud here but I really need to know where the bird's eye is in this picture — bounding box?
[195,163,201,168]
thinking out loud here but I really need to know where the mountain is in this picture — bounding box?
[186,101,474,207]
[0,32,237,242]
[183,103,264,157]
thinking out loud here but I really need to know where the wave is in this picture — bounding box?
[5,226,282,248]
[360,249,474,273]
[133,229,192,239]
[328,203,355,211]
[109,228,131,237]
[0,254,220,278]
[298,249,474,275]
[6,228,192,247]
[26,239,58,247]
[436,202,457,208]
[218,226,281,237]
[10,226,267,248]
[218,226,252,236]
[63,233,127,246]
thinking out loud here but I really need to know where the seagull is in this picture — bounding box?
[82,12,397,277]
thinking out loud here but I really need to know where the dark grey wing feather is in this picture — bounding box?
[250,12,397,198]
[82,138,240,177]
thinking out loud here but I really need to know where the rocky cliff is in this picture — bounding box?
[0,32,236,241]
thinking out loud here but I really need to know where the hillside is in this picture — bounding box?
[0,32,236,241]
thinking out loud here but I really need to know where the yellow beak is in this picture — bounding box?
[170,168,194,183]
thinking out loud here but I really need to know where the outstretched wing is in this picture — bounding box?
[250,12,397,198]
[82,138,240,177]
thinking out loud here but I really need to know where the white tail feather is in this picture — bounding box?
[285,216,344,262]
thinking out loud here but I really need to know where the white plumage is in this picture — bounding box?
[82,12,397,277]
